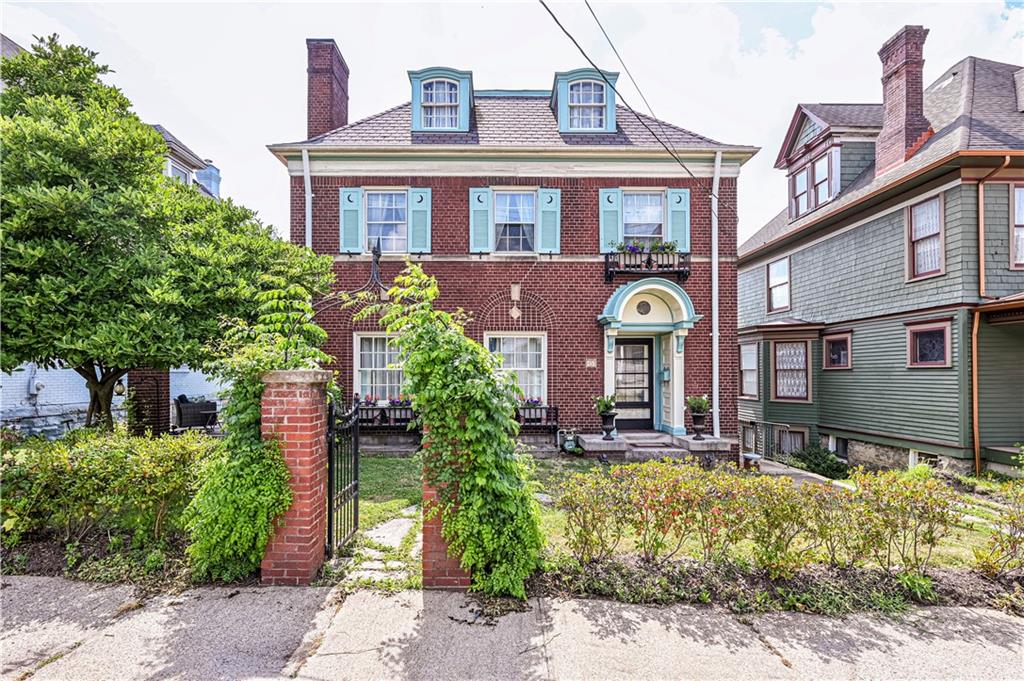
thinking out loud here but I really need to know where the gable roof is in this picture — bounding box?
[742,56,1024,261]
[152,124,207,169]
[270,94,757,156]
[774,103,883,168]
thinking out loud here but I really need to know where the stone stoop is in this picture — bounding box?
[580,431,737,465]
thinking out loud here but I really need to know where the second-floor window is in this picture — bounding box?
[421,79,459,129]
[767,257,790,312]
[568,80,605,130]
[494,192,536,252]
[169,161,190,184]
[623,192,665,249]
[366,191,407,253]
[1013,186,1024,269]
[908,196,943,279]
[790,152,831,218]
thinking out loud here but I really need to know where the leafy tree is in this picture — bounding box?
[1,36,331,428]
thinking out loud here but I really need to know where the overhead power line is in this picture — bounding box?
[538,0,736,217]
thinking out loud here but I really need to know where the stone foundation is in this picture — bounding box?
[847,439,973,473]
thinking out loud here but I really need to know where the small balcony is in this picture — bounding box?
[604,251,692,283]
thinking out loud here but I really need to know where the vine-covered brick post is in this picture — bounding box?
[259,369,331,586]
[422,481,471,590]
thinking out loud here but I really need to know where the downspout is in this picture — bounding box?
[972,156,1009,475]
[711,151,722,438]
[302,148,313,249]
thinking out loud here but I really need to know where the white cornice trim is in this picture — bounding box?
[332,253,736,263]
[293,158,743,178]
[737,177,963,274]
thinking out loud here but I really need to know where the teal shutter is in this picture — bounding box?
[667,188,691,253]
[599,188,622,253]
[339,188,363,253]
[469,188,492,253]
[408,188,431,254]
[537,188,561,254]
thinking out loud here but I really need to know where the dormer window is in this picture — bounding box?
[421,79,459,129]
[568,80,605,130]
[168,160,191,184]
[789,152,833,219]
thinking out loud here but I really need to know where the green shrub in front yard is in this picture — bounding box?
[1,426,214,546]
[973,481,1024,577]
[782,444,849,480]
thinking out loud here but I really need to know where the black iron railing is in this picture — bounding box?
[356,404,417,431]
[604,251,692,283]
[514,405,559,445]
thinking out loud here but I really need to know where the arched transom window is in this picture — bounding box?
[568,80,606,130]
[421,79,459,129]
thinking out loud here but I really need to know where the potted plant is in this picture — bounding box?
[593,394,618,440]
[685,394,711,440]
[522,397,543,407]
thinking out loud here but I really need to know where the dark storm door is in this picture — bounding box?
[614,338,654,430]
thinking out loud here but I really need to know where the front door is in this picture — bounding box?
[614,338,654,430]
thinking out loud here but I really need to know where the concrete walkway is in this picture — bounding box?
[3,577,1023,680]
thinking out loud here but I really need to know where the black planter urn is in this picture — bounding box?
[690,412,707,440]
[600,411,618,440]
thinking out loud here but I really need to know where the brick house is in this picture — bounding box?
[737,26,1024,473]
[268,39,758,445]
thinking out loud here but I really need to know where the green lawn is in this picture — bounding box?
[359,455,423,529]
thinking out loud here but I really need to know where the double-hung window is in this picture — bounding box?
[813,155,830,206]
[365,191,407,253]
[568,80,605,130]
[486,334,546,403]
[169,161,190,184]
[421,79,459,129]
[622,192,665,249]
[792,167,810,217]
[823,333,851,370]
[1013,186,1024,269]
[908,197,943,279]
[773,341,809,401]
[767,257,791,312]
[790,153,832,218]
[494,192,536,252]
[356,336,404,400]
[739,344,759,398]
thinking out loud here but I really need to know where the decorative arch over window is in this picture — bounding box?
[552,68,618,134]
[409,67,473,132]
[474,289,556,333]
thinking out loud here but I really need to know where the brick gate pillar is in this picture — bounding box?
[126,368,170,435]
[259,369,332,586]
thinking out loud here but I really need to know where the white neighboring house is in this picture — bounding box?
[0,44,225,435]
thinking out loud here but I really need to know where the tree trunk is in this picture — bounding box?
[76,363,127,430]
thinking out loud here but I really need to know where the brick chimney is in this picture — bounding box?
[306,38,349,139]
[875,26,932,176]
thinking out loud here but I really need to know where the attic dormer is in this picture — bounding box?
[409,67,473,133]
[551,68,618,134]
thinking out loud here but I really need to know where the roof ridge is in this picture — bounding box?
[305,101,411,143]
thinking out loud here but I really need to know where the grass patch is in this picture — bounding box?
[360,455,423,528]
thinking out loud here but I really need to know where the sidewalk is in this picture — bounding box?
[3,577,1022,680]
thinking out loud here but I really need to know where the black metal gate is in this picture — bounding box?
[326,400,359,557]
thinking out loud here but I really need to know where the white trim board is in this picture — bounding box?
[739,178,963,274]
[290,159,743,178]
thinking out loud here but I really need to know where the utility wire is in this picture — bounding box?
[539,0,736,216]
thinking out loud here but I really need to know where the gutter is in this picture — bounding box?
[302,149,313,249]
[711,151,722,438]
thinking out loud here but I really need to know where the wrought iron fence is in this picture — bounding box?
[326,400,360,557]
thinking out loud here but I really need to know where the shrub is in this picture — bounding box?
[685,467,750,564]
[802,484,880,568]
[557,469,624,563]
[853,467,958,573]
[613,461,691,563]
[746,475,809,578]
[1,426,213,546]
[973,482,1024,577]
[784,445,849,480]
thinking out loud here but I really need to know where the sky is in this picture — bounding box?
[4,1,1022,245]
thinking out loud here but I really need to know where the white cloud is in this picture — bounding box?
[3,2,1021,243]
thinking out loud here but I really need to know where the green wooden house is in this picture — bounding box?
[737,26,1024,474]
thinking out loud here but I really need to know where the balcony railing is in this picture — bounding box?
[604,251,692,283]
[514,405,560,445]
[357,404,417,431]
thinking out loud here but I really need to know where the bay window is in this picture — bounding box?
[773,341,809,401]
[486,334,546,402]
[908,197,943,279]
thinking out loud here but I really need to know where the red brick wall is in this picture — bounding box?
[127,368,170,435]
[295,174,739,438]
[875,25,930,175]
[259,370,331,586]
[306,39,349,139]
[422,481,471,590]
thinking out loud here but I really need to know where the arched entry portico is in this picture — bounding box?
[598,278,702,435]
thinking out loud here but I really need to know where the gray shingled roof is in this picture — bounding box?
[740,56,1024,259]
[152,124,206,169]
[277,95,754,151]
[802,103,883,128]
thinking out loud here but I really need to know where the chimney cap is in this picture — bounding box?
[878,25,929,57]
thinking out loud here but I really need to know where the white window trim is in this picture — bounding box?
[739,342,759,399]
[766,256,791,314]
[621,189,667,245]
[421,78,460,130]
[352,333,404,400]
[364,189,409,254]
[484,332,548,403]
[167,159,192,185]
[567,79,606,131]
[493,189,539,254]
